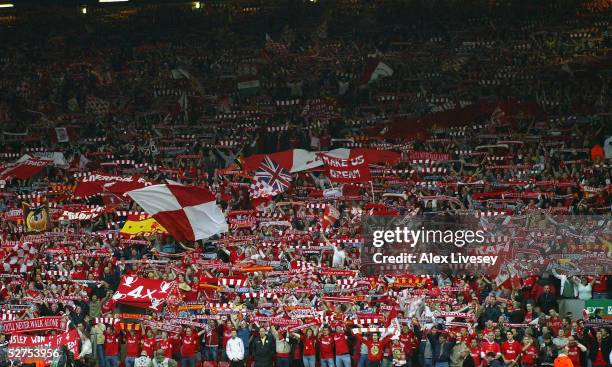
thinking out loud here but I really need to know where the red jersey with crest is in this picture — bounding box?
[501,340,521,361]
[521,344,538,365]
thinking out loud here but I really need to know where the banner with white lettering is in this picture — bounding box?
[8,329,80,364]
[59,206,107,221]
[111,276,177,311]
[0,317,66,334]
[0,158,50,180]
[73,174,154,198]
[318,153,371,183]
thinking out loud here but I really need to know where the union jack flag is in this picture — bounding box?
[250,156,292,198]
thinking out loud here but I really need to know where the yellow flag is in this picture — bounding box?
[120,215,167,238]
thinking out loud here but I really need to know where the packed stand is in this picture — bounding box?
[0,2,611,367]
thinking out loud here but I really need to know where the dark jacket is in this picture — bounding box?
[237,327,251,354]
[538,342,558,366]
[251,332,275,367]
[588,338,611,363]
[427,331,455,364]
[480,305,502,324]
[431,340,455,363]
[462,355,476,367]
[536,293,557,314]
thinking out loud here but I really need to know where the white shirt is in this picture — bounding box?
[226,337,245,361]
[576,283,592,300]
[551,269,578,297]
[79,339,93,358]
[135,356,151,367]
[332,246,346,268]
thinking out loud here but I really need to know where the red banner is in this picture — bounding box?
[251,316,301,326]
[8,329,80,364]
[0,158,49,180]
[59,206,107,221]
[112,276,177,311]
[73,174,153,198]
[1,317,66,334]
[318,153,371,183]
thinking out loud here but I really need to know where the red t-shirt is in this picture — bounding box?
[318,335,334,359]
[548,317,562,336]
[303,335,316,356]
[142,335,156,357]
[481,340,500,355]
[593,345,607,367]
[364,337,391,362]
[501,340,521,361]
[333,333,350,355]
[125,334,140,357]
[104,331,120,356]
[566,344,581,367]
[181,334,198,357]
[170,332,182,352]
[159,339,173,358]
[205,326,220,347]
[469,347,481,367]
[593,276,607,293]
[521,345,538,365]
[222,326,233,350]
[399,333,416,356]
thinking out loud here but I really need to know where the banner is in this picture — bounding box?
[73,174,153,198]
[585,299,612,320]
[319,153,371,183]
[17,153,67,167]
[112,276,177,311]
[0,158,50,180]
[409,151,450,161]
[251,316,301,326]
[59,206,106,221]
[8,329,80,364]
[0,317,66,333]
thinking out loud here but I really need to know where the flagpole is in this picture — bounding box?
[369,181,374,203]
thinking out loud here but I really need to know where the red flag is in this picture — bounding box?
[0,158,49,180]
[111,276,177,311]
[73,173,153,198]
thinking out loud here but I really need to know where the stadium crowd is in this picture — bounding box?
[0,2,610,367]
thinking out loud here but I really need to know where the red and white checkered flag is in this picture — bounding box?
[127,183,228,241]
